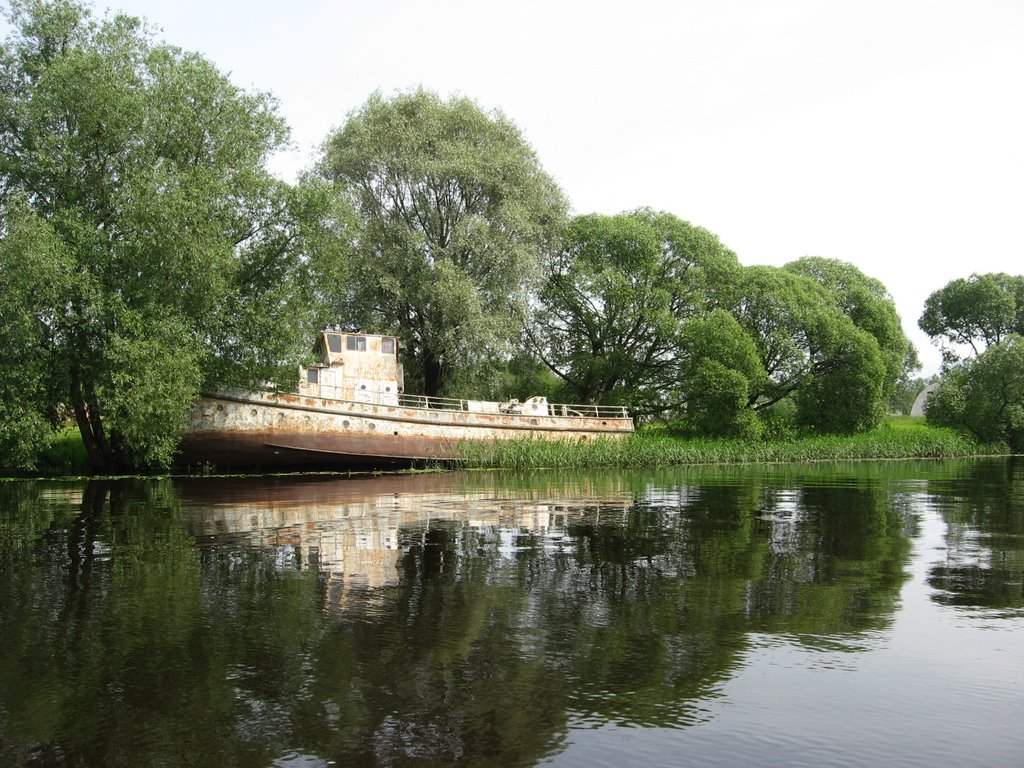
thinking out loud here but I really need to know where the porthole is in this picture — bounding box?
[342,419,350,428]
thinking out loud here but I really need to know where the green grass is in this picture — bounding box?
[879,415,928,431]
[35,424,91,475]
[8,416,1005,477]
[458,417,1004,470]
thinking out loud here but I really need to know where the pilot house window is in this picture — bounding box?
[327,334,342,353]
[382,338,395,354]
[346,335,367,351]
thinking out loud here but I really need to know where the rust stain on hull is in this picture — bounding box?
[178,387,634,470]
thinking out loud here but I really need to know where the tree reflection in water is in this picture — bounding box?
[926,456,1024,611]
[0,459,1018,766]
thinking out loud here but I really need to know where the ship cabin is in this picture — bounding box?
[298,331,404,405]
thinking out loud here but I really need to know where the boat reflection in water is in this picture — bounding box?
[5,461,1022,767]
[178,471,634,597]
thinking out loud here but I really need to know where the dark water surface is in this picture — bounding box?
[1,459,1022,767]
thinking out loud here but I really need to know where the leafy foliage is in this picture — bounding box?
[920,273,1024,449]
[0,0,350,470]
[732,264,894,433]
[785,256,915,405]
[532,222,902,435]
[0,3,932,466]
[530,209,740,414]
[0,201,72,467]
[318,88,567,397]
[925,334,1024,450]
[794,314,888,434]
[676,310,765,436]
[732,265,827,408]
[919,272,1024,363]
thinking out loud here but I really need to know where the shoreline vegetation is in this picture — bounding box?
[4,4,1021,474]
[8,417,1006,478]
[457,417,1003,470]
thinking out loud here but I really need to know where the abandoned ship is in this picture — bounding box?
[177,331,634,468]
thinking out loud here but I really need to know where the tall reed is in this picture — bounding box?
[457,423,1001,470]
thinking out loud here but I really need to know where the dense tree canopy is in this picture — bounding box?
[784,256,915,404]
[793,308,889,433]
[732,262,898,434]
[732,265,827,410]
[920,273,1024,449]
[529,209,740,414]
[529,215,907,435]
[318,89,567,397]
[675,309,765,436]
[0,0,349,470]
[919,272,1024,363]
[925,334,1024,450]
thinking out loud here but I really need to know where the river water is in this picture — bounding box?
[1,459,1022,767]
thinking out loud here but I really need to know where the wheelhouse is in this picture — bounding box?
[298,332,403,404]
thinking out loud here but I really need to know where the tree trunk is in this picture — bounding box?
[70,366,110,471]
[422,350,445,398]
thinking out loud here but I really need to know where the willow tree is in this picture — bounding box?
[0,0,350,470]
[925,334,1024,449]
[919,272,1024,363]
[784,256,916,407]
[530,209,741,414]
[675,309,765,437]
[318,89,567,398]
[733,265,891,434]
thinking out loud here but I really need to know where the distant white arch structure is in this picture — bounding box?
[911,383,940,417]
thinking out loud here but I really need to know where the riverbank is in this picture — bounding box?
[32,424,91,476]
[457,418,1003,470]
[10,418,1004,477]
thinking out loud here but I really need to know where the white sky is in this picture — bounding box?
[12,0,1024,373]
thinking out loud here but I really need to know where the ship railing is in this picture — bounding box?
[397,393,471,412]
[272,384,631,420]
[395,393,629,419]
[549,402,630,419]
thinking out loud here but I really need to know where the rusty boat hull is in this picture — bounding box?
[177,387,634,469]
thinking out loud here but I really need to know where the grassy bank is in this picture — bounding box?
[6,418,1004,477]
[458,418,1004,470]
[34,424,91,475]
